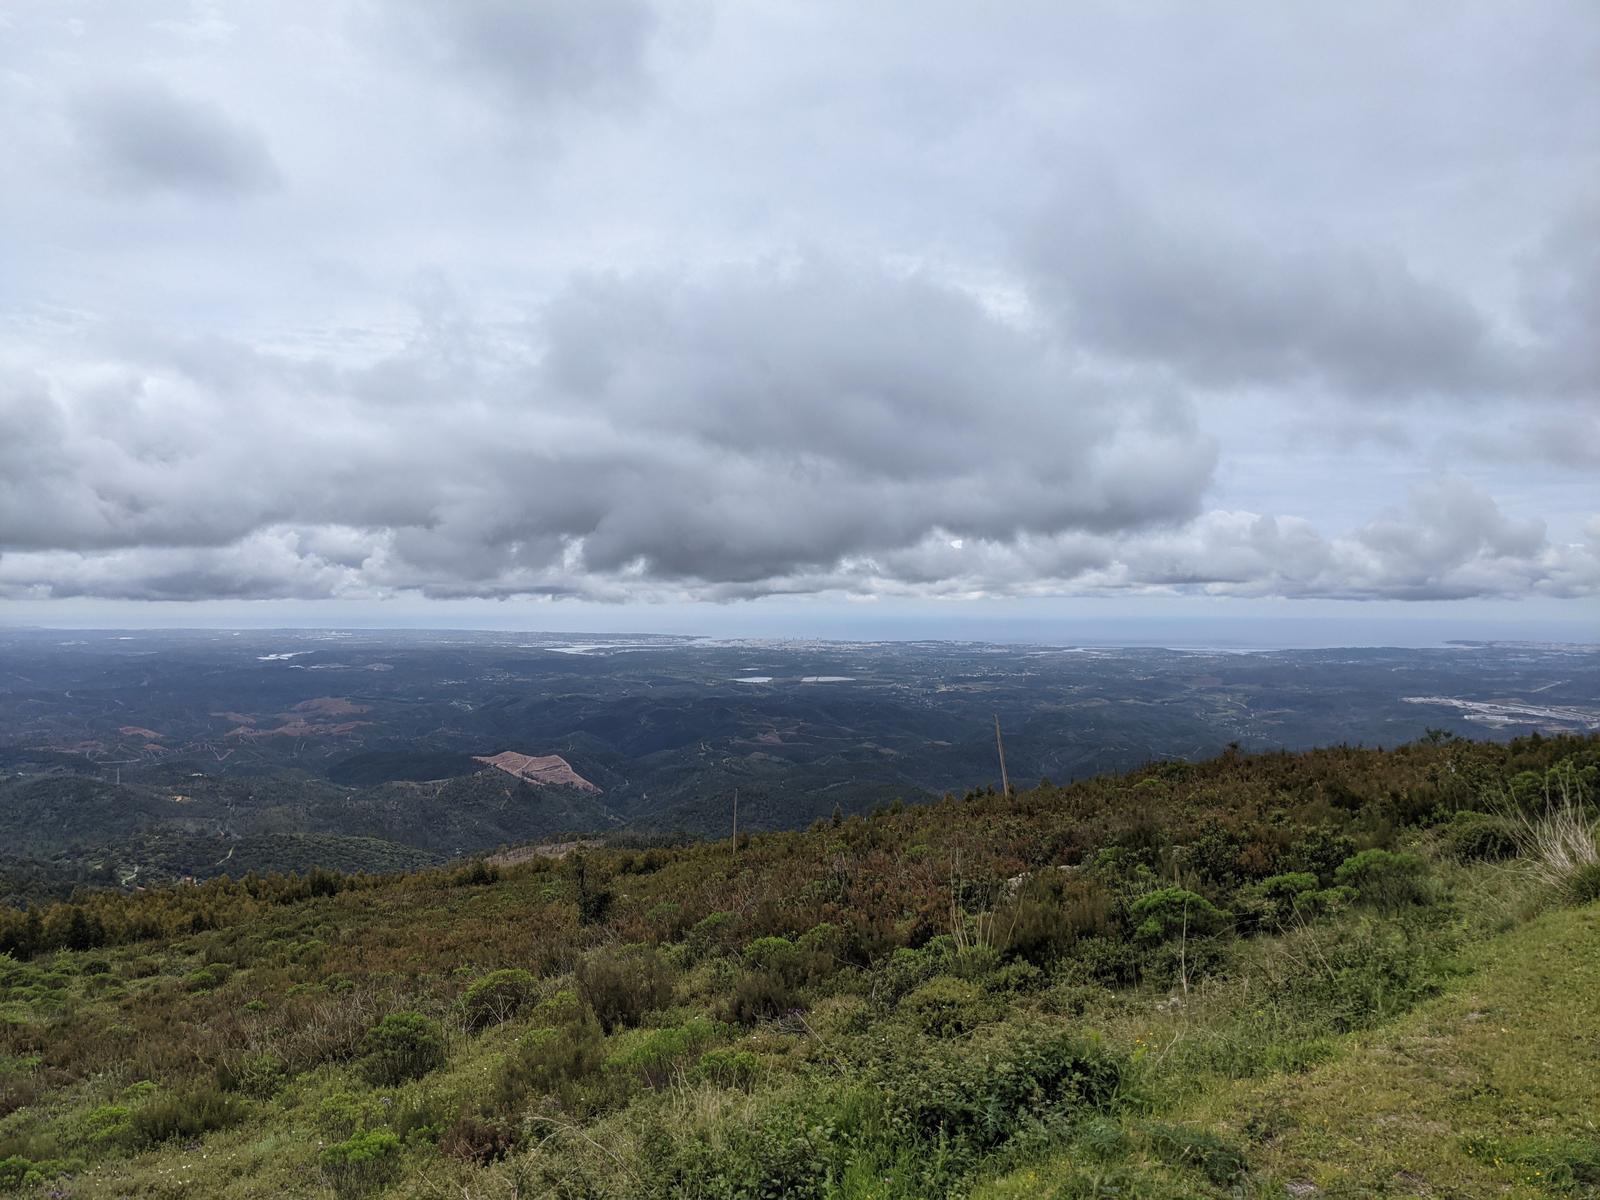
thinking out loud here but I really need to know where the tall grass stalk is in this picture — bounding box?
[1496,769,1599,900]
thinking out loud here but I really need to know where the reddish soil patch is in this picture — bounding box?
[228,719,366,739]
[292,697,370,716]
[474,751,602,794]
[118,726,162,740]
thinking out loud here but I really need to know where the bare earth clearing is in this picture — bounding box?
[474,750,603,793]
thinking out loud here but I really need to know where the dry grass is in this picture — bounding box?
[1497,770,1600,901]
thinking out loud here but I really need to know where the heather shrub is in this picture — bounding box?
[439,1114,516,1165]
[1235,871,1318,931]
[724,967,800,1025]
[215,1049,287,1098]
[1003,874,1116,965]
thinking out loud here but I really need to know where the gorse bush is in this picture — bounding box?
[359,1012,447,1086]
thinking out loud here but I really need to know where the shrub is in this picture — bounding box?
[1128,887,1227,943]
[604,1019,724,1086]
[1567,860,1600,904]
[462,968,538,1030]
[901,976,998,1037]
[1333,849,1430,912]
[724,968,800,1025]
[1236,872,1318,931]
[494,1018,606,1115]
[576,946,675,1034]
[439,1114,516,1164]
[128,1087,248,1147]
[1499,780,1600,902]
[869,1028,1125,1158]
[183,962,232,992]
[1003,874,1116,966]
[743,936,804,983]
[215,1050,287,1098]
[75,1103,133,1147]
[360,1012,447,1086]
[1061,935,1142,986]
[696,1047,761,1089]
[321,1129,402,1197]
[1443,811,1518,862]
[1287,827,1358,883]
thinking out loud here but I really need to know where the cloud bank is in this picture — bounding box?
[0,1,1595,610]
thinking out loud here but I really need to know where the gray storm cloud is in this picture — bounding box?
[0,259,1220,598]
[69,80,280,197]
[0,1,1595,609]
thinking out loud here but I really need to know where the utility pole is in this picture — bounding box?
[731,789,739,856]
[994,715,1010,798]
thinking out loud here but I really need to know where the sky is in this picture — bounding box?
[0,1,1596,642]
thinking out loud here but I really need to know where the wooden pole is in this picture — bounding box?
[731,789,738,856]
[994,714,1010,798]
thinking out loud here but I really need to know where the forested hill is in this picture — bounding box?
[1,733,1596,1198]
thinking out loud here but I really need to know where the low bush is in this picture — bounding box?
[1443,811,1518,862]
[605,1018,725,1086]
[128,1087,248,1147]
[321,1129,403,1197]
[461,968,538,1031]
[494,1017,606,1115]
[1128,888,1228,943]
[1003,874,1117,965]
[439,1114,516,1165]
[215,1050,287,1098]
[901,976,998,1037]
[576,946,674,1034]
[360,1012,447,1086]
[696,1047,760,1089]
[724,968,800,1025]
[1334,849,1431,912]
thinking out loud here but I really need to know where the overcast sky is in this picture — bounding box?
[1,1,1596,639]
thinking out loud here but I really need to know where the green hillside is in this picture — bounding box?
[0,735,1595,1198]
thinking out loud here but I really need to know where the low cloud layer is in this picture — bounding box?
[0,2,1595,612]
